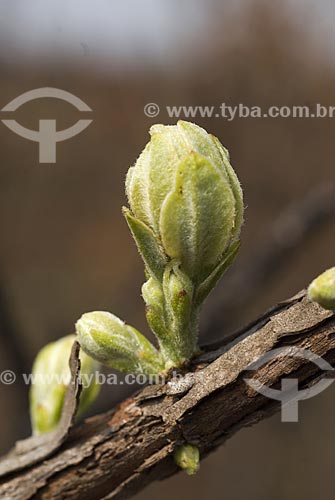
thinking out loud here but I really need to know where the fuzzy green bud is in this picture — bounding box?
[76,311,164,374]
[30,334,100,435]
[308,267,335,311]
[124,121,244,367]
[174,444,200,475]
[125,120,243,284]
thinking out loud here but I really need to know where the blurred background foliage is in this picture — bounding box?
[0,1,334,499]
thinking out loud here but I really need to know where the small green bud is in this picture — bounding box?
[142,277,168,342]
[174,444,200,475]
[308,267,335,311]
[30,334,100,435]
[162,262,196,364]
[142,277,165,315]
[163,263,193,322]
[76,311,164,374]
[125,120,243,284]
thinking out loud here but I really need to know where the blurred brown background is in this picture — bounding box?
[0,1,334,499]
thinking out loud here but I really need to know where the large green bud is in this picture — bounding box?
[30,335,100,435]
[124,121,243,366]
[125,120,243,284]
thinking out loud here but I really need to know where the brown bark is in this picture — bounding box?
[0,290,334,500]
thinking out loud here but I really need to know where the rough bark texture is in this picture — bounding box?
[0,342,82,477]
[0,290,334,500]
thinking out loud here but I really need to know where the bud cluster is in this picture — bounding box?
[76,121,244,371]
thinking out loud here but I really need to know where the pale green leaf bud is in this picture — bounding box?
[174,444,200,475]
[125,120,243,284]
[30,334,100,436]
[76,311,164,374]
[142,277,165,316]
[308,267,335,311]
[124,121,244,368]
[141,278,169,359]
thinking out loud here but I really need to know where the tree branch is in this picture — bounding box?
[0,290,334,500]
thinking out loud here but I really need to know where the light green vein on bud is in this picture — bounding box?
[76,311,164,374]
